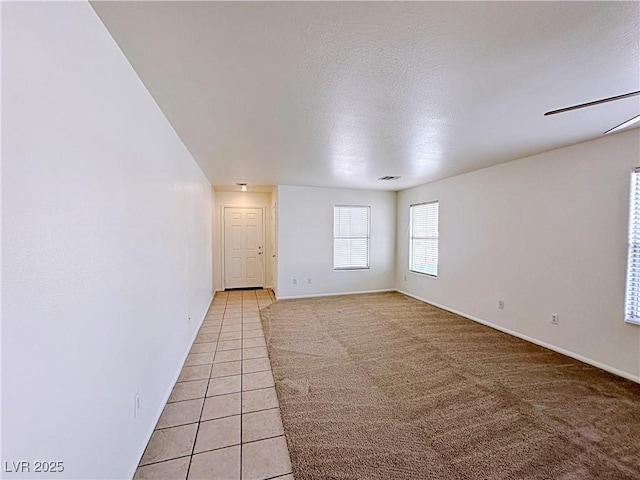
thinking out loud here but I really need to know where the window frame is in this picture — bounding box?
[409,200,439,277]
[333,205,371,271]
[625,168,640,325]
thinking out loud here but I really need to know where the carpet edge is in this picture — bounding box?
[396,288,640,384]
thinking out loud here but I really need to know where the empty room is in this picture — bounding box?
[2,1,640,480]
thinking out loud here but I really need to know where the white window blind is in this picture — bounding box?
[410,201,439,276]
[625,168,640,325]
[334,206,370,270]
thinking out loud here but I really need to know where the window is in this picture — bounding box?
[410,201,439,276]
[334,205,370,269]
[625,168,640,325]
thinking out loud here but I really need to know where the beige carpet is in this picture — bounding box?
[260,291,640,480]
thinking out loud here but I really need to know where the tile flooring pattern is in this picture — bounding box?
[134,289,294,480]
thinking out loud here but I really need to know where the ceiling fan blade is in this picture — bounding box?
[604,114,640,135]
[544,90,640,116]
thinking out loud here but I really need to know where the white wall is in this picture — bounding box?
[277,185,396,298]
[396,130,640,380]
[213,191,274,291]
[2,3,212,479]
[271,188,279,295]
[212,186,217,289]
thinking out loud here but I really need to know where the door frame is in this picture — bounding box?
[221,205,267,290]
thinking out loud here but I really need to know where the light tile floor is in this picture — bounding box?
[134,289,294,480]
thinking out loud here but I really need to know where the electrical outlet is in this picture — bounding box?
[292,278,297,285]
[498,301,504,310]
[404,275,407,282]
[134,393,141,419]
[551,313,559,325]
[307,277,312,284]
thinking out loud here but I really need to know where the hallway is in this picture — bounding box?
[134,289,293,480]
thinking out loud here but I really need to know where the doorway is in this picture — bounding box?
[223,207,265,289]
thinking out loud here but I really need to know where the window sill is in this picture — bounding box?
[409,270,437,278]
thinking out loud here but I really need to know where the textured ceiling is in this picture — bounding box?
[91,1,640,191]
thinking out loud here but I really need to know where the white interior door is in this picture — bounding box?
[224,207,264,289]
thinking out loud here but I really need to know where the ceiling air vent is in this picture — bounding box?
[378,175,401,181]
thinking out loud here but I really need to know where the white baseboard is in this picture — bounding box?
[277,288,395,300]
[128,294,213,479]
[396,289,640,385]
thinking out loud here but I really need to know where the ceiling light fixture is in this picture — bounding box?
[604,114,640,135]
[236,182,248,191]
[378,176,401,181]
